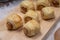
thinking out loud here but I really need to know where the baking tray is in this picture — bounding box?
[0,5,60,40]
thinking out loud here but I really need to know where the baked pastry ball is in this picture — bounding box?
[54,28,60,40]
[23,20,40,37]
[20,1,35,14]
[6,14,23,30]
[41,7,55,20]
[24,10,39,23]
[37,0,50,10]
[49,0,59,7]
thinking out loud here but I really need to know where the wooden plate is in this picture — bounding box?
[0,6,60,40]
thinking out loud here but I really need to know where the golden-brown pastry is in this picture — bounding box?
[37,0,50,10]
[24,10,39,23]
[23,20,40,37]
[41,7,55,20]
[20,1,35,14]
[6,14,23,30]
[54,28,60,40]
[49,0,59,7]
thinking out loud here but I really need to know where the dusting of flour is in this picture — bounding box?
[0,0,22,20]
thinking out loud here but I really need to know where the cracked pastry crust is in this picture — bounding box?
[23,20,40,37]
[49,0,59,7]
[20,1,35,14]
[41,7,55,20]
[37,0,50,10]
[24,10,39,23]
[6,14,23,30]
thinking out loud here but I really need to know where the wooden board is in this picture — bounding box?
[0,6,60,40]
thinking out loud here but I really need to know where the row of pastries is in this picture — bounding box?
[6,0,56,37]
[20,0,60,13]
